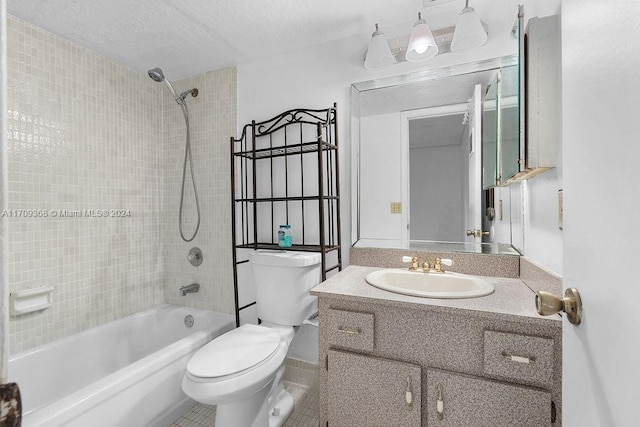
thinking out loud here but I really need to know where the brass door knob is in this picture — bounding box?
[535,288,582,325]
[466,229,490,238]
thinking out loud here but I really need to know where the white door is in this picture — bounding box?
[562,1,640,425]
[466,84,482,244]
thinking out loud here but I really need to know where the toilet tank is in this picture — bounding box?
[249,250,321,326]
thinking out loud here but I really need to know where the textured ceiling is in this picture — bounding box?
[409,114,466,149]
[7,0,468,79]
[360,69,495,116]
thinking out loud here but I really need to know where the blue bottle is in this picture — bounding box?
[278,225,292,248]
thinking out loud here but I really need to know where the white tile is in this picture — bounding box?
[7,15,237,353]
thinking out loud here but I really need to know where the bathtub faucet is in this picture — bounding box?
[180,283,200,296]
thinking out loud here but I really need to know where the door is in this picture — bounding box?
[327,350,421,427]
[466,84,483,243]
[426,369,551,426]
[562,1,640,426]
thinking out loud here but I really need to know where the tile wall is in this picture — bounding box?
[6,15,237,353]
[162,68,236,314]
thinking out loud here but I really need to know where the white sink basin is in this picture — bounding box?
[365,269,495,299]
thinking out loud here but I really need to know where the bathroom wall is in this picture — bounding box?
[162,68,237,314]
[237,0,562,362]
[6,16,165,353]
[359,112,403,240]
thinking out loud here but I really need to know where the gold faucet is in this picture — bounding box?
[402,256,421,271]
[402,256,453,273]
[433,258,454,273]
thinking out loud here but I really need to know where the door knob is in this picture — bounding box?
[535,288,582,325]
[466,229,489,238]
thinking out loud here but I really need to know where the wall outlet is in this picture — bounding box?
[390,202,402,214]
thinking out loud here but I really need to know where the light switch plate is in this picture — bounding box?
[390,202,402,214]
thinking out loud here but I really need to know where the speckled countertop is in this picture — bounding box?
[311,266,561,327]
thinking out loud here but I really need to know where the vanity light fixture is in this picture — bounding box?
[405,13,439,62]
[364,24,395,70]
[450,0,488,52]
[363,3,488,70]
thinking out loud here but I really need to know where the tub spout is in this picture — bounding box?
[180,283,200,296]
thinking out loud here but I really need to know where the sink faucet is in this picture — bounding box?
[433,258,454,273]
[402,256,421,271]
[402,256,453,273]
[180,283,200,296]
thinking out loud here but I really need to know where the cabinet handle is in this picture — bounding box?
[337,326,361,335]
[405,376,413,409]
[436,384,444,420]
[502,350,536,364]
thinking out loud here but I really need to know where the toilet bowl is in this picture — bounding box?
[182,324,295,427]
[182,250,321,427]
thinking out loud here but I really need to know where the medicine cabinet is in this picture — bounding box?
[482,8,560,189]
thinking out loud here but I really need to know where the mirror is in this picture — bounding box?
[351,57,520,255]
[482,65,520,188]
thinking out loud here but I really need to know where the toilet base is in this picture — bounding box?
[215,379,272,427]
[268,389,294,427]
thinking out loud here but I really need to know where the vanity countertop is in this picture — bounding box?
[311,266,561,327]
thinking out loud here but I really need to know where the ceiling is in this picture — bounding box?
[7,0,475,79]
[409,114,466,149]
[360,69,494,116]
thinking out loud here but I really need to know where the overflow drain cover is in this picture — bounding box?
[184,315,194,328]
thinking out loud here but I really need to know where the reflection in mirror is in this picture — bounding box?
[352,57,520,256]
[499,65,520,183]
[482,81,497,190]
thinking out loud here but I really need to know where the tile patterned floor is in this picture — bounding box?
[170,382,319,427]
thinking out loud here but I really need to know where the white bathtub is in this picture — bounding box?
[8,304,235,427]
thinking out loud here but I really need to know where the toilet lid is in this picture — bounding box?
[187,324,281,378]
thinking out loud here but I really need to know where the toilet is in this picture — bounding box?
[182,250,321,427]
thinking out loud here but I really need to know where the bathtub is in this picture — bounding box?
[8,304,235,427]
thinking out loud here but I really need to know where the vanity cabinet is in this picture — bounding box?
[425,369,551,426]
[327,350,422,427]
[316,296,561,426]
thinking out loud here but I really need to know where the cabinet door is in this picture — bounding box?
[327,349,421,427]
[426,369,552,427]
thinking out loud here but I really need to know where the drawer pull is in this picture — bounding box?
[502,350,536,364]
[337,326,361,335]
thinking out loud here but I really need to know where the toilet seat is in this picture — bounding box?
[182,324,289,406]
[186,324,282,379]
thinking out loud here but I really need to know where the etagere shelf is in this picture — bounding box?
[230,104,342,326]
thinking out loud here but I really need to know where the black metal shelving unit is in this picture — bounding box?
[230,104,342,327]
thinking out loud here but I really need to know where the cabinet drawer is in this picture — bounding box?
[484,330,554,387]
[326,308,374,352]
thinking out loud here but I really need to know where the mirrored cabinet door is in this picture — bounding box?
[499,65,520,183]
[481,81,497,190]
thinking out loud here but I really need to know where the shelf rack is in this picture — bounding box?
[231,104,342,326]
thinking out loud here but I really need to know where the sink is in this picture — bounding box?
[365,269,495,299]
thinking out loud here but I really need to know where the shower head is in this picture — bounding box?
[148,67,181,103]
[147,67,165,82]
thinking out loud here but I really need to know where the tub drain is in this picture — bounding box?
[184,315,194,328]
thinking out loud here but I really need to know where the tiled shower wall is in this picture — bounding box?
[6,15,236,353]
[162,69,236,313]
[6,16,165,352]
